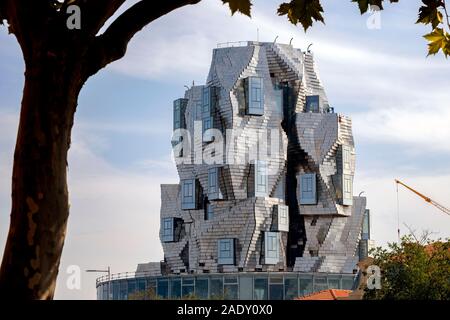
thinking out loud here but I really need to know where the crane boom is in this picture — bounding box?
[395,179,450,216]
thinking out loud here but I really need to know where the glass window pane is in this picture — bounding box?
[196,278,209,299]
[284,278,298,300]
[127,279,136,298]
[137,278,146,292]
[224,284,238,300]
[328,277,340,289]
[239,277,253,300]
[299,277,313,297]
[182,285,195,298]
[314,276,328,292]
[342,277,355,290]
[112,281,119,300]
[102,284,108,300]
[254,278,268,300]
[210,278,223,299]
[157,278,169,299]
[170,278,181,299]
[269,284,283,300]
[120,280,127,300]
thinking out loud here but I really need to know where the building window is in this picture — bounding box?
[343,174,353,206]
[245,76,264,115]
[305,95,320,113]
[181,179,197,210]
[205,202,214,220]
[255,160,268,197]
[342,145,351,171]
[264,232,280,265]
[162,217,174,242]
[208,167,222,200]
[208,168,217,194]
[218,239,235,265]
[273,204,289,232]
[203,116,214,142]
[173,98,188,130]
[299,173,317,205]
[202,87,213,116]
[362,209,370,240]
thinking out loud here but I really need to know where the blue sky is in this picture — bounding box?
[1,0,450,299]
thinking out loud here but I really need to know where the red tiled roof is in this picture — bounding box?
[295,289,352,300]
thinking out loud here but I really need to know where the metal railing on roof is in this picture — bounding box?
[96,269,359,287]
[216,41,257,48]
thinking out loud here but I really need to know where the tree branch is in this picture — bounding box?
[88,0,201,74]
[73,0,127,35]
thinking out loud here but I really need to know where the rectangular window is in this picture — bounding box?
[203,116,214,143]
[195,101,202,120]
[173,98,188,130]
[162,217,174,242]
[246,76,264,115]
[202,86,216,117]
[273,204,289,232]
[205,202,214,220]
[255,160,268,197]
[218,239,235,265]
[362,209,370,240]
[299,173,317,205]
[359,239,369,260]
[343,174,353,206]
[305,95,320,113]
[208,167,222,200]
[264,232,280,265]
[202,87,211,116]
[181,179,197,210]
[342,145,351,171]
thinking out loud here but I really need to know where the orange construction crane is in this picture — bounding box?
[395,179,450,216]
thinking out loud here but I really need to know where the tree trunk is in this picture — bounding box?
[0,56,84,299]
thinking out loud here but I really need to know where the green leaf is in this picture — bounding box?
[423,27,450,57]
[222,0,252,17]
[416,0,445,29]
[277,0,325,31]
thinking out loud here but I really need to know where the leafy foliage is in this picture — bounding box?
[364,235,450,300]
[417,0,444,28]
[222,0,251,17]
[416,0,450,57]
[2,0,450,57]
[424,27,450,56]
[277,0,324,31]
[351,0,399,14]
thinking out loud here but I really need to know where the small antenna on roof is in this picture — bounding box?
[307,43,313,53]
[273,35,279,44]
[289,37,293,45]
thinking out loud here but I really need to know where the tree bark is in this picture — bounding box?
[0,55,84,299]
[0,0,201,300]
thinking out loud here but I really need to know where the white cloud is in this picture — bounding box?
[56,134,176,299]
[352,106,450,153]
